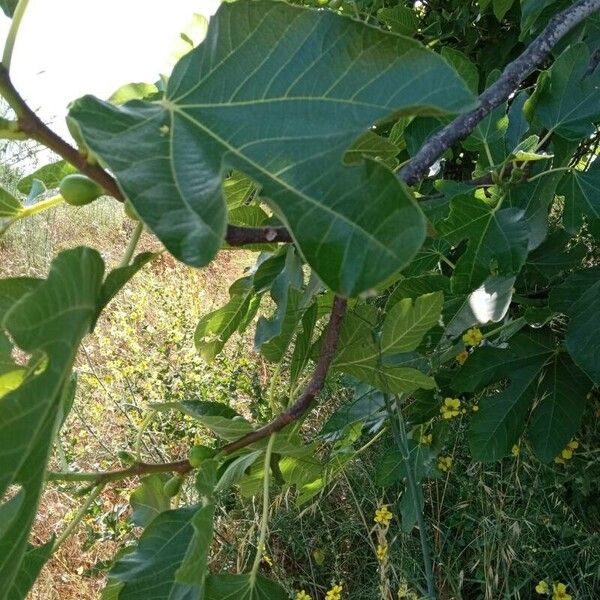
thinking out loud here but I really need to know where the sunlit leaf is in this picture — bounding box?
[69,0,474,296]
[0,248,104,591]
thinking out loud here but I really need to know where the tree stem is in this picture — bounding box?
[119,221,144,268]
[250,433,276,584]
[384,394,436,599]
[52,483,104,552]
[1,0,30,73]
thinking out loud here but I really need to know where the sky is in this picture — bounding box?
[0,0,221,141]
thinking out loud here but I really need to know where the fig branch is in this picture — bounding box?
[400,0,600,185]
[0,64,288,246]
[47,295,347,485]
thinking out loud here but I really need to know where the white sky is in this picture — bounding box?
[0,0,221,140]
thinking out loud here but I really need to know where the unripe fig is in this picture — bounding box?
[163,475,184,497]
[59,174,104,206]
[188,445,216,468]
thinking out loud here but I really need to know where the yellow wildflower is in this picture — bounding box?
[462,327,483,346]
[325,584,343,600]
[535,580,549,594]
[437,456,453,472]
[376,543,388,561]
[456,350,469,365]
[419,433,433,445]
[471,403,479,412]
[511,444,520,457]
[261,554,273,567]
[552,582,572,600]
[398,581,409,598]
[296,591,311,600]
[441,397,461,419]
[374,506,393,526]
[555,439,579,463]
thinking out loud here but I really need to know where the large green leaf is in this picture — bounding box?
[528,354,591,462]
[557,170,600,234]
[549,269,600,384]
[6,541,54,600]
[107,505,211,599]
[204,573,287,600]
[68,0,474,296]
[536,44,600,140]
[456,332,556,461]
[563,279,600,384]
[0,248,104,594]
[333,300,438,393]
[380,292,443,353]
[255,247,304,361]
[437,193,529,294]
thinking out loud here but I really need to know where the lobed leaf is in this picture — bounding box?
[68,0,475,296]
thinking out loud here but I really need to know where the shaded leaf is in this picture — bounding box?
[457,332,556,461]
[536,43,600,140]
[204,573,287,600]
[377,5,419,36]
[195,277,256,362]
[0,0,17,17]
[6,541,54,600]
[441,47,479,94]
[154,400,254,441]
[320,384,385,440]
[437,193,529,294]
[528,354,591,462]
[557,170,600,234]
[215,451,262,493]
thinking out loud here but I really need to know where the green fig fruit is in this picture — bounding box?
[59,173,104,206]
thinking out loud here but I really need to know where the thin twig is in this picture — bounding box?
[47,296,347,484]
[400,0,600,185]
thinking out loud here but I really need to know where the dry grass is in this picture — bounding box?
[1,198,254,599]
